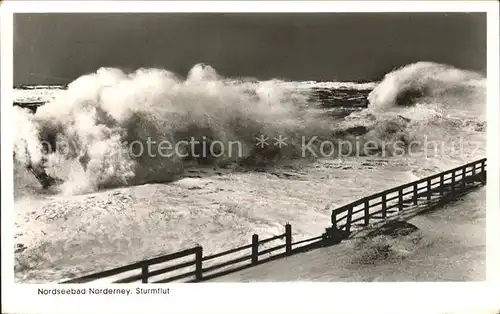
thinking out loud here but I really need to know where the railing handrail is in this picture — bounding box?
[332,158,486,215]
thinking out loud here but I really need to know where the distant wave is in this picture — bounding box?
[14,85,67,89]
[274,80,377,91]
[367,61,486,117]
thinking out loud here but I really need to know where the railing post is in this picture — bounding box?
[472,163,476,176]
[440,174,445,196]
[252,234,259,265]
[141,264,148,283]
[451,170,456,197]
[285,224,292,255]
[331,211,337,228]
[461,167,466,189]
[413,182,418,205]
[364,198,369,226]
[427,178,432,200]
[481,160,487,184]
[398,189,403,211]
[480,160,486,183]
[381,194,387,218]
[195,246,203,282]
[345,205,353,233]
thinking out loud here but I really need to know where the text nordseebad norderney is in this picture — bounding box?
[38,288,170,295]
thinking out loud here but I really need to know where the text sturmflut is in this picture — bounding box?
[38,288,170,295]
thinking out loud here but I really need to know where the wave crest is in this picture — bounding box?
[14,64,322,194]
[367,61,486,117]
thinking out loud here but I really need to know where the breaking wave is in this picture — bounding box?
[367,61,486,117]
[14,63,327,194]
[13,62,486,195]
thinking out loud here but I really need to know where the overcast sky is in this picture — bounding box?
[14,13,486,85]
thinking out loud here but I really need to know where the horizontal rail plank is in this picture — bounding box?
[291,239,324,253]
[143,247,199,266]
[385,194,400,203]
[417,185,430,192]
[258,251,289,264]
[147,260,196,279]
[292,236,323,247]
[367,209,387,219]
[369,200,384,208]
[203,244,253,261]
[202,255,252,273]
[336,213,349,223]
[258,233,286,244]
[385,203,401,212]
[350,215,369,225]
[258,244,287,256]
[351,206,367,216]
[401,189,416,197]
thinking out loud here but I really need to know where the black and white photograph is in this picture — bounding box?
[2,1,500,313]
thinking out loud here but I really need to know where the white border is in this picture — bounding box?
[1,0,498,13]
[2,1,499,314]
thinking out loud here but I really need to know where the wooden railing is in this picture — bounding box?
[60,223,323,283]
[331,158,487,233]
[59,158,486,284]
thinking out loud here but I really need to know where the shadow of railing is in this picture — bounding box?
[61,224,326,284]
